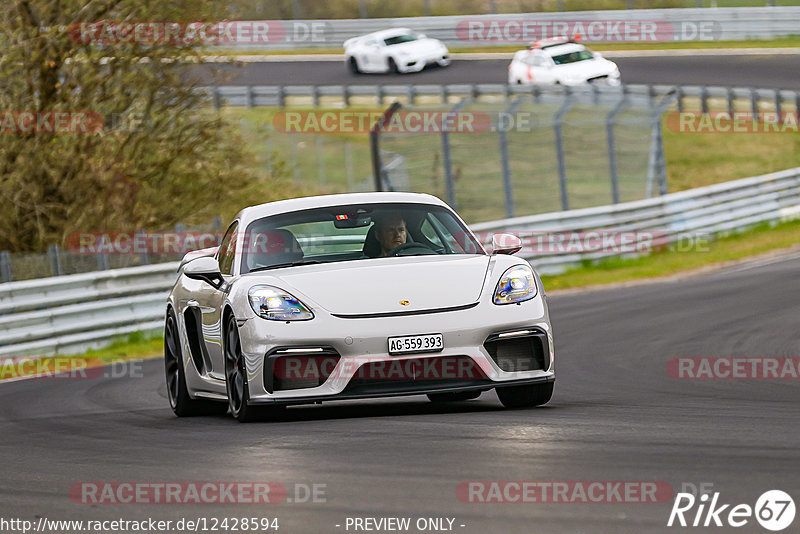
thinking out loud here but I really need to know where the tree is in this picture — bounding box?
[0,0,288,252]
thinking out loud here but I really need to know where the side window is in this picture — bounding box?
[217,221,238,276]
[533,56,547,67]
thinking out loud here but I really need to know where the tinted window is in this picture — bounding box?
[217,221,238,275]
[384,34,418,46]
[240,203,484,274]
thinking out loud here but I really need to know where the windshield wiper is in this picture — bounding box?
[248,260,321,273]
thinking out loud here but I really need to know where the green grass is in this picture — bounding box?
[208,36,800,57]
[0,332,164,380]
[541,218,800,290]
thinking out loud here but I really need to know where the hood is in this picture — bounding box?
[257,255,490,316]
[554,58,616,81]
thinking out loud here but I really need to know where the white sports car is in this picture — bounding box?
[165,193,554,422]
[508,37,620,86]
[344,28,450,74]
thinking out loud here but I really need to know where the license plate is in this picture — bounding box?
[388,334,444,355]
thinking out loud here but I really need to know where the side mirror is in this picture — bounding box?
[592,51,601,59]
[492,234,522,255]
[418,33,427,39]
[183,256,224,289]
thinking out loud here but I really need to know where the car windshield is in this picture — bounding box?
[240,203,484,274]
[551,50,594,65]
[384,33,418,46]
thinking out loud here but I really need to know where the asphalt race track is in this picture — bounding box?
[2,253,798,533]
[204,53,800,89]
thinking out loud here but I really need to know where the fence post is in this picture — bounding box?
[343,85,351,107]
[316,137,326,187]
[407,85,416,106]
[1,251,12,282]
[647,92,676,198]
[553,89,574,211]
[312,85,320,108]
[676,85,684,113]
[727,87,736,117]
[290,133,299,181]
[700,86,709,114]
[606,88,629,205]
[136,229,149,265]
[277,85,286,107]
[750,88,759,121]
[499,98,525,219]
[48,244,62,276]
[440,99,470,208]
[774,89,783,124]
[370,102,402,192]
[213,87,221,111]
[96,235,110,271]
[345,141,355,191]
[246,86,254,109]
[377,84,385,106]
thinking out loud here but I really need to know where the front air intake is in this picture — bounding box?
[484,328,549,372]
[264,347,341,393]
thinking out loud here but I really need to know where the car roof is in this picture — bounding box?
[235,192,449,227]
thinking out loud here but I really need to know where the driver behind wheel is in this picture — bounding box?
[374,213,407,256]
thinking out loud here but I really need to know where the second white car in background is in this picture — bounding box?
[508,37,621,86]
[344,28,450,74]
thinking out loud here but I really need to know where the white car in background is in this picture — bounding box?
[344,28,450,74]
[508,37,620,86]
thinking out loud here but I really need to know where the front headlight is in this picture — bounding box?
[493,265,538,305]
[248,285,313,321]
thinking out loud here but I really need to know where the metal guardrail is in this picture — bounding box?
[204,83,800,114]
[220,7,800,50]
[1,167,798,360]
[472,167,800,273]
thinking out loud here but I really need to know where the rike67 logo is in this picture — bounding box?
[668,489,795,531]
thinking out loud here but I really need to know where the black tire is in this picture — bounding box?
[225,314,285,423]
[427,391,482,403]
[388,57,399,74]
[348,57,361,74]
[165,309,228,417]
[496,382,553,409]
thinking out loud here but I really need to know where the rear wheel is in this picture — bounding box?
[496,382,553,409]
[225,315,285,423]
[165,309,227,417]
[427,391,482,403]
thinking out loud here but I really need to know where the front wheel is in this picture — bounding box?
[496,382,553,409]
[387,57,399,74]
[165,309,227,417]
[225,315,285,422]
[348,57,361,74]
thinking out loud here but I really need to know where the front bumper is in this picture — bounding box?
[237,297,554,405]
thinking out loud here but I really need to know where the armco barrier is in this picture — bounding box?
[216,7,800,50]
[1,167,799,360]
[472,167,800,273]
